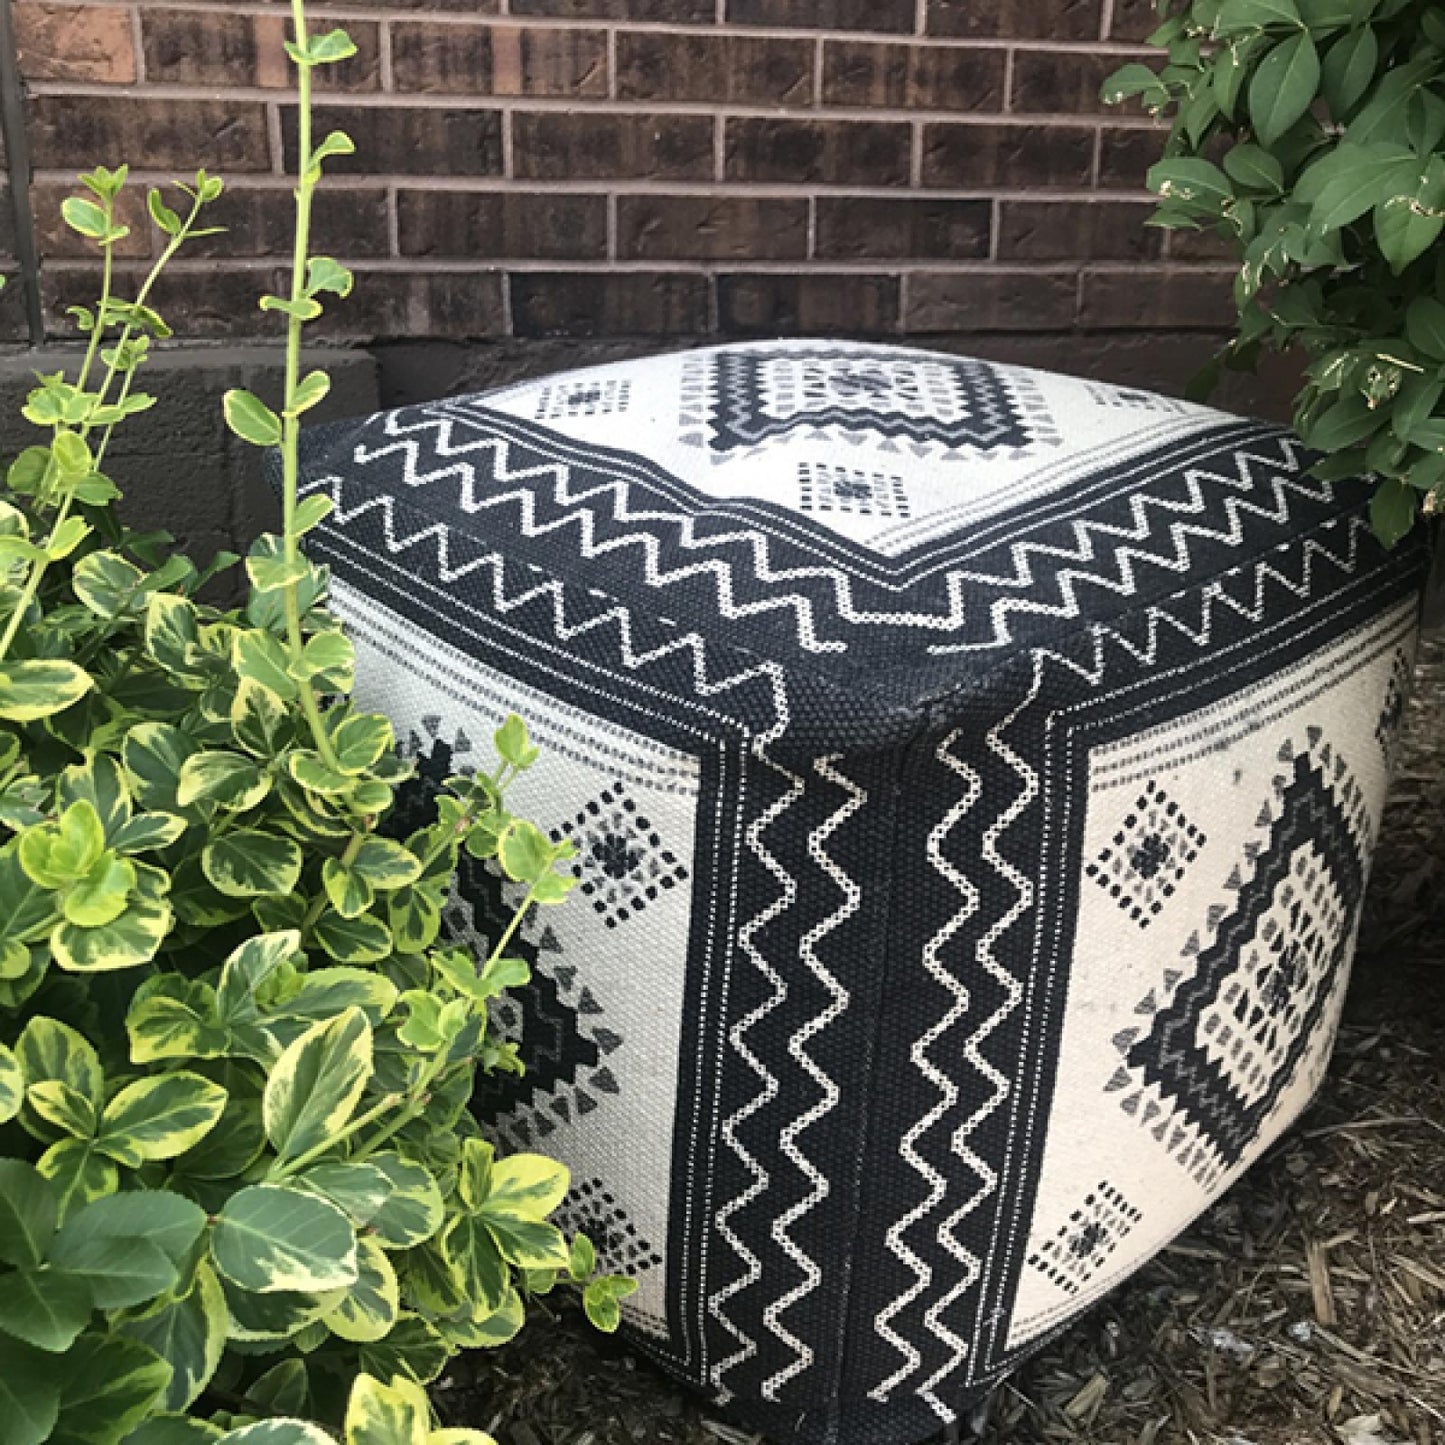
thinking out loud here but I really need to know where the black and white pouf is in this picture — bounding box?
[294,341,1425,1445]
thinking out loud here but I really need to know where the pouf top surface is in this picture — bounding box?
[298,341,1370,720]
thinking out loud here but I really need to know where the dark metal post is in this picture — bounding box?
[0,0,43,346]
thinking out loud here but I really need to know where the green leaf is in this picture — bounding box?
[1370,476,1417,547]
[1305,393,1383,450]
[0,1334,61,1445]
[351,837,422,891]
[344,1371,429,1445]
[1407,296,1445,360]
[16,1017,102,1134]
[95,1072,227,1166]
[312,130,356,165]
[0,660,95,722]
[1378,160,1445,272]
[290,374,332,420]
[444,1289,524,1351]
[123,725,197,812]
[498,820,555,886]
[62,196,109,239]
[110,812,187,854]
[144,594,199,675]
[233,630,298,701]
[216,930,302,1020]
[37,1140,117,1224]
[1302,144,1418,232]
[19,798,106,888]
[0,1042,23,1125]
[323,1236,399,1343]
[28,1081,97,1140]
[1223,143,1285,193]
[202,830,303,897]
[483,1216,569,1271]
[177,750,270,811]
[45,1234,175,1312]
[1249,31,1320,146]
[1147,157,1233,210]
[120,1262,227,1412]
[146,188,182,236]
[51,1332,172,1445]
[51,1190,205,1278]
[0,1267,93,1352]
[306,255,354,296]
[581,1275,637,1334]
[245,535,309,595]
[1216,0,1301,27]
[231,678,289,757]
[293,1161,390,1224]
[51,894,171,973]
[263,1007,373,1163]
[1320,24,1378,118]
[219,1425,335,1445]
[331,713,393,773]
[323,859,375,919]
[124,1419,224,1445]
[311,908,392,964]
[441,1213,509,1317]
[212,1184,358,1294]
[223,389,283,448]
[0,1160,56,1270]
[481,1152,570,1220]
[367,1154,444,1249]
[355,1315,448,1386]
[63,853,136,928]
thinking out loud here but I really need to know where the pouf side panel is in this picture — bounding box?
[828,509,1427,1433]
[1005,597,1415,1353]
[310,486,920,1400]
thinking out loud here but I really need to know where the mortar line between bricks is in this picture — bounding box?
[18,4,1160,56]
[26,82,1166,129]
[130,5,146,83]
[42,257,1237,277]
[30,169,1156,202]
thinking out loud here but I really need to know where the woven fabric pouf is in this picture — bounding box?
[294,341,1425,1445]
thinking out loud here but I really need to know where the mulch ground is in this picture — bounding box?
[435,641,1445,1445]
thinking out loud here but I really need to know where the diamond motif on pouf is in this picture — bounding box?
[288,340,1424,1445]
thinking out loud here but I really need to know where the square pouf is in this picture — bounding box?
[294,342,1425,1445]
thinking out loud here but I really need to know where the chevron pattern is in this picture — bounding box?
[290,341,1426,1445]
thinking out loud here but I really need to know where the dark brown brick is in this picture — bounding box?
[1077,268,1235,328]
[617,196,808,261]
[905,269,1079,331]
[997,200,1160,261]
[44,265,283,339]
[718,273,900,336]
[927,0,1102,39]
[142,10,380,90]
[510,273,710,337]
[493,26,609,96]
[921,123,1095,189]
[1098,126,1167,188]
[816,197,990,259]
[1167,224,1238,263]
[322,0,499,10]
[1011,50,1139,115]
[617,32,812,106]
[280,104,503,176]
[15,2,135,83]
[1110,0,1161,41]
[727,0,915,31]
[30,95,272,172]
[390,22,492,94]
[510,0,713,19]
[313,271,507,339]
[822,41,1006,112]
[0,267,28,343]
[392,23,607,97]
[31,182,152,260]
[398,191,607,259]
[184,186,391,258]
[513,112,713,181]
[726,118,910,187]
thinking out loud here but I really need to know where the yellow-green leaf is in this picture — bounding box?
[263,1006,373,1163]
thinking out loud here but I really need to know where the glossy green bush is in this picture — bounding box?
[0,4,631,1442]
[1107,0,1445,543]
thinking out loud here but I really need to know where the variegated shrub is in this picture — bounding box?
[0,3,631,1443]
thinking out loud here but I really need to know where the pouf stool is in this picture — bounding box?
[294,341,1425,1445]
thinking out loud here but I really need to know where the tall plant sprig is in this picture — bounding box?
[0,166,221,681]
[222,0,358,775]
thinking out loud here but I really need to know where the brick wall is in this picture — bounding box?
[0,0,1240,347]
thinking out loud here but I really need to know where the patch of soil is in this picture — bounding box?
[435,641,1445,1445]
